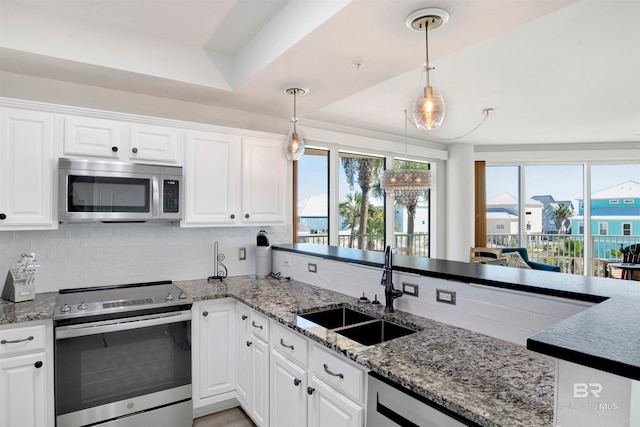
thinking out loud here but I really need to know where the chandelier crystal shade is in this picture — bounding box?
[284,87,307,161]
[381,168,431,204]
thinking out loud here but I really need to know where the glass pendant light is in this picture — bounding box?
[407,9,448,131]
[284,87,308,161]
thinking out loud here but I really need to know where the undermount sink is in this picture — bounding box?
[299,307,376,329]
[297,307,417,345]
[337,320,416,346]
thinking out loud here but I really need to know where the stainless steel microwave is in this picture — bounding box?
[58,158,182,223]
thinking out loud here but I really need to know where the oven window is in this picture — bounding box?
[55,321,191,415]
[68,176,150,212]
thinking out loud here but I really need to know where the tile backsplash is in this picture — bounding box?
[1,223,289,293]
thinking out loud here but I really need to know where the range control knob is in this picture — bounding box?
[78,302,88,311]
[179,292,187,300]
[60,304,71,313]
[165,293,175,301]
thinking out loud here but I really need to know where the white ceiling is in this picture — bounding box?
[1,0,639,147]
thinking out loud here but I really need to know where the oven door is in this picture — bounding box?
[54,310,192,427]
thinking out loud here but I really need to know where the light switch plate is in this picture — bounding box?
[402,282,419,297]
[239,247,246,261]
[308,263,317,273]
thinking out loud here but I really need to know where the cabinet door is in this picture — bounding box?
[270,350,307,427]
[308,376,364,427]
[241,137,287,224]
[192,301,236,406]
[183,131,240,226]
[63,115,122,158]
[0,352,47,427]
[0,108,55,230]
[129,124,180,164]
[250,337,269,427]
[236,304,252,406]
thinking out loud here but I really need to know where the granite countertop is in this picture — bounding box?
[1,276,555,427]
[274,243,640,381]
[178,276,555,427]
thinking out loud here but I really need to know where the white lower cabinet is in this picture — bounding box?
[237,304,270,427]
[0,321,53,427]
[192,299,237,413]
[308,376,364,427]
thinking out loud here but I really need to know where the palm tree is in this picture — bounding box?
[339,192,361,248]
[341,157,384,249]
[552,203,573,233]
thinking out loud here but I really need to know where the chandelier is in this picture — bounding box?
[380,111,432,203]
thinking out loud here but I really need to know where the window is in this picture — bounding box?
[579,222,584,234]
[392,159,430,257]
[296,148,329,245]
[599,223,608,235]
[486,166,519,247]
[338,152,385,251]
[622,223,631,236]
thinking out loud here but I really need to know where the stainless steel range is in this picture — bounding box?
[53,281,193,427]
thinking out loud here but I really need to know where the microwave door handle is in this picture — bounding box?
[55,310,192,339]
[152,175,160,216]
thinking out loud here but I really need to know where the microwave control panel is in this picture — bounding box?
[163,180,180,213]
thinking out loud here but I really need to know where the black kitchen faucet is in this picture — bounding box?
[380,245,403,312]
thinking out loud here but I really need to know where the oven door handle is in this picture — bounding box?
[55,310,192,339]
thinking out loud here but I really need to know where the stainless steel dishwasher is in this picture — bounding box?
[367,372,479,427]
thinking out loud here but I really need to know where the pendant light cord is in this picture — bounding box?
[293,89,298,133]
[424,20,430,87]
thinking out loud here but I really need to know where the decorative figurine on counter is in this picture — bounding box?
[207,241,228,282]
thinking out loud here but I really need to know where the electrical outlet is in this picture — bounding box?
[436,289,456,305]
[402,282,419,297]
[282,258,290,267]
[308,263,317,273]
[239,247,246,260]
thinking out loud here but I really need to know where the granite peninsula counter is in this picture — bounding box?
[273,243,640,382]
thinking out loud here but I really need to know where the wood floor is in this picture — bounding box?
[193,407,256,427]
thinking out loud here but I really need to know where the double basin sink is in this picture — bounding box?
[297,306,417,346]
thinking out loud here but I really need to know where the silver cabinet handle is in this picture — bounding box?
[1,336,34,344]
[34,361,43,368]
[294,378,301,386]
[132,147,138,153]
[245,213,250,219]
[323,363,344,379]
[202,311,208,317]
[251,321,263,330]
[280,338,294,350]
[307,387,315,395]
[241,315,248,320]
[246,341,252,347]
[230,214,236,219]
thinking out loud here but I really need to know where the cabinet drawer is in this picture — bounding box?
[0,324,46,356]
[249,311,270,342]
[271,322,308,368]
[310,344,366,404]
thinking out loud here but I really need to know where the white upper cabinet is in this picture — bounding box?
[241,136,287,224]
[63,116,181,164]
[0,107,56,230]
[129,123,180,164]
[183,130,240,226]
[182,131,288,227]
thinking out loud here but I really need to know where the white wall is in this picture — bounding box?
[1,223,289,293]
[272,250,593,346]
